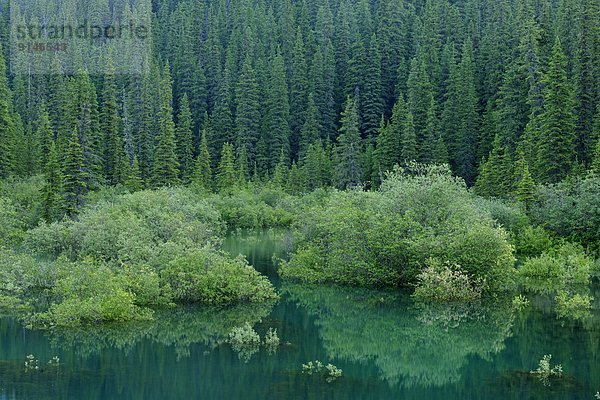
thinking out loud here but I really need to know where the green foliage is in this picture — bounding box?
[512,226,554,259]
[412,259,485,302]
[302,360,343,383]
[518,243,595,292]
[529,174,600,252]
[161,249,277,305]
[0,197,25,246]
[555,290,593,321]
[228,322,261,362]
[530,354,563,386]
[281,165,515,289]
[512,294,530,311]
[284,283,514,388]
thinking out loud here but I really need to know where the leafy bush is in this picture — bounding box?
[412,259,485,301]
[28,258,153,328]
[555,290,593,321]
[511,295,530,311]
[0,197,25,246]
[161,249,278,304]
[518,243,595,291]
[281,165,515,289]
[530,175,600,254]
[0,175,45,230]
[512,226,555,259]
[23,188,225,266]
[228,322,261,362]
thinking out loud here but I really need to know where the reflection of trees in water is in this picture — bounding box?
[45,302,275,359]
[283,283,515,388]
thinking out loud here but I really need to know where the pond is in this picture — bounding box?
[0,231,599,399]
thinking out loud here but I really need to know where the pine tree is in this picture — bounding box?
[299,93,321,159]
[407,55,434,154]
[362,34,383,140]
[266,53,292,168]
[0,42,16,178]
[536,38,577,183]
[36,103,54,171]
[592,139,600,173]
[286,162,305,194]
[335,96,363,189]
[235,58,261,168]
[175,94,194,183]
[152,64,180,187]
[272,151,289,189]
[236,145,250,187]
[401,111,417,162]
[216,143,237,194]
[101,61,124,185]
[124,156,143,193]
[63,129,87,217]
[290,28,309,157]
[515,156,535,210]
[41,141,62,222]
[192,130,213,191]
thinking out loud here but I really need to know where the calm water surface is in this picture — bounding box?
[0,231,599,399]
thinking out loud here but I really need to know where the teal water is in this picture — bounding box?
[0,231,599,399]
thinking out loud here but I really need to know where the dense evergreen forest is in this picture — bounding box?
[0,0,599,218]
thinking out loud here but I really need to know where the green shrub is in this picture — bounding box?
[0,197,25,246]
[0,175,45,229]
[161,249,278,304]
[412,259,485,301]
[28,258,153,328]
[530,175,600,254]
[555,290,593,320]
[281,166,515,289]
[24,188,224,267]
[518,243,594,291]
[512,226,555,258]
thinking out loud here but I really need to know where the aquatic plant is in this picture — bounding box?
[24,354,38,371]
[264,328,280,353]
[228,323,260,362]
[530,354,562,386]
[301,360,342,382]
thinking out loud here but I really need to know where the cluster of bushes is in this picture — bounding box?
[205,186,331,231]
[518,242,596,292]
[530,174,600,254]
[280,165,515,290]
[0,188,277,328]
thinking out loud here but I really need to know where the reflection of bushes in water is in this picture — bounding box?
[283,283,514,388]
[44,302,275,359]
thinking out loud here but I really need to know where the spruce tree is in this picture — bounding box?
[592,139,600,173]
[63,129,87,217]
[401,111,417,162]
[536,38,577,183]
[290,28,309,156]
[41,141,62,222]
[235,58,261,168]
[216,143,237,194]
[36,103,54,171]
[192,130,212,191]
[124,156,143,193]
[362,34,383,140]
[335,96,363,189]
[0,42,15,178]
[515,156,535,210]
[299,93,321,159]
[266,53,292,168]
[101,61,123,185]
[152,64,180,187]
[175,94,194,183]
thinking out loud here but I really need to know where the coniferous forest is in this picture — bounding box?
[1,1,600,397]
[0,0,599,200]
